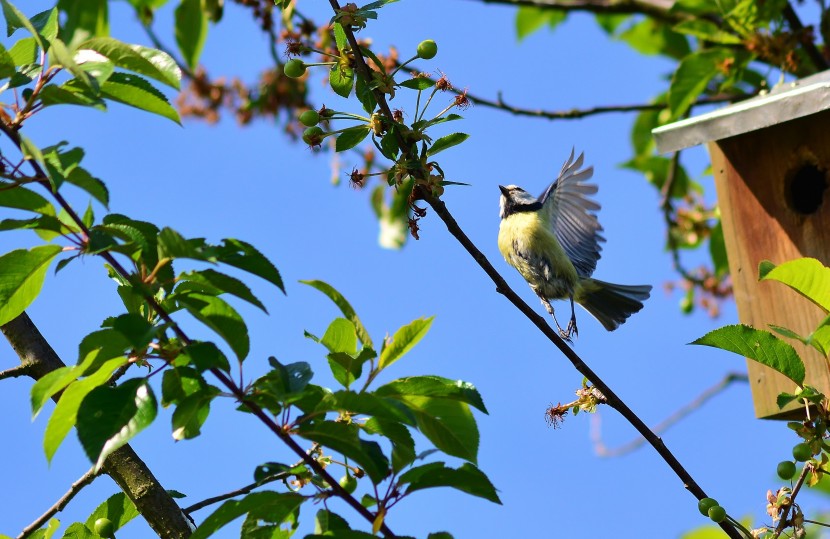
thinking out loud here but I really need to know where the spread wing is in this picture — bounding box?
[538,149,604,278]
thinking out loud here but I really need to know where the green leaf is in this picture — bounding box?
[690,324,805,386]
[77,378,158,472]
[362,417,415,472]
[214,238,284,292]
[668,49,731,119]
[378,316,433,370]
[58,523,96,538]
[0,42,15,78]
[759,258,830,313]
[516,6,566,40]
[161,366,207,407]
[39,83,107,110]
[399,462,501,504]
[177,341,231,372]
[322,391,415,425]
[171,387,216,440]
[80,37,180,89]
[617,18,690,59]
[84,492,139,532]
[399,77,434,90]
[335,125,371,152]
[0,185,55,214]
[174,0,208,70]
[58,0,109,47]
[8,36,36,65]
[101,72,180,123]
[322,318,357,355]
[0,245,62,325]
[412,398,478,462]
[333,22,348,52]
[31,8,58,43]
[709,220,729,276]
[355,75,377,114]
[427,132,469,156]
[296,420,390,483]
[43,357,126,462]
[672,19,742,44]
[315,509,351,533]
[375,375,487,413]
[249,357,313,405]
[191,492,304,539]
[47,37,98,92]
[178,269,267,312]
[176,292,250,360]
[300,280,373,348]
[330,64,355,98]
[1,0,44,48]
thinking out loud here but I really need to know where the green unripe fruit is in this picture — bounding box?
[777,460,797,480]
[302,126,324,146]
[284,59,306,78]
[416,40,437,60]
[93,518,115,538]
[339,473,358,494]
[299,110,320,127]
[793,442,812,462]
[698,497,718,516]
[707,505,726,523]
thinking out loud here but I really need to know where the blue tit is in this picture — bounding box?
[497,149,651,341]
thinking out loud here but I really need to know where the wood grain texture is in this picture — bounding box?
[708,109,830,418]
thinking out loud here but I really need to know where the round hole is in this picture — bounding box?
[788,163,827,215]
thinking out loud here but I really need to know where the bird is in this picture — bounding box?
[497,149,651,341]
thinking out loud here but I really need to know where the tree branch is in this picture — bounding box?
[328,1,743,536]
[782,2,829,72]
[590,372,748,457]
[467,0,689,24]
[18,467,101,539]
[183,471,293,515]
[2,313,193,539]
[0,363,30,380]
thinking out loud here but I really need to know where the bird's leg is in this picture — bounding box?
[537,293,572,343]
[565,296,578,339]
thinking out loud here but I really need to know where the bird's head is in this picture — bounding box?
[499,184,540,219]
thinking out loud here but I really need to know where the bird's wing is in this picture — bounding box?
[538,149,604,278]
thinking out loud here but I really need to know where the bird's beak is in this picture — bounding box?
[498,185,509,196]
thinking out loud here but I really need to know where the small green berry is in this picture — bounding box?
[299,109,320,127]
[284,59,306,78]
[93,518,115,538]
[707,505,726,523]
[339,473,358,494]
[302,126,325,147]
[416,40,437,60]
[697,497,718,517]
[777,460,797,480]
[792,442,812,462]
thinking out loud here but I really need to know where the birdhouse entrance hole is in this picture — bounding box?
[788,162,827,215]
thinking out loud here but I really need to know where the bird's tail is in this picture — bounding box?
[577,279,652,331]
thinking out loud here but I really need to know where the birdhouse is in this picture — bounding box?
[652,70,830,419]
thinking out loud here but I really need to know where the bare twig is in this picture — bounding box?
[329,2,742,536]
[183,471,293,515]
[782,2,829,72]
[0,364,30,380]
[18,467,101,539]
[590,372,748,457]
[468,0,689,24]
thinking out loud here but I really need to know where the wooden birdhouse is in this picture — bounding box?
[653,70,830,419]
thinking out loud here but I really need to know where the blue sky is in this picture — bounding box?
[0,1,821,538]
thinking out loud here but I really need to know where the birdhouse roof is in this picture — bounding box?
[653,70,830,154]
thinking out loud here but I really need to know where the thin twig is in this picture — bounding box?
[0,111,397,539]
[782,2,829,72]
[0,364,30,380]
[18,467,100,539]
[773,461,812,538]
[329,3,743,537]
[469,0,690,25]
[183,471,293,514]
[590,372,748,457]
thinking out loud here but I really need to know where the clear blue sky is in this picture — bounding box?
[1,1,820,538]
